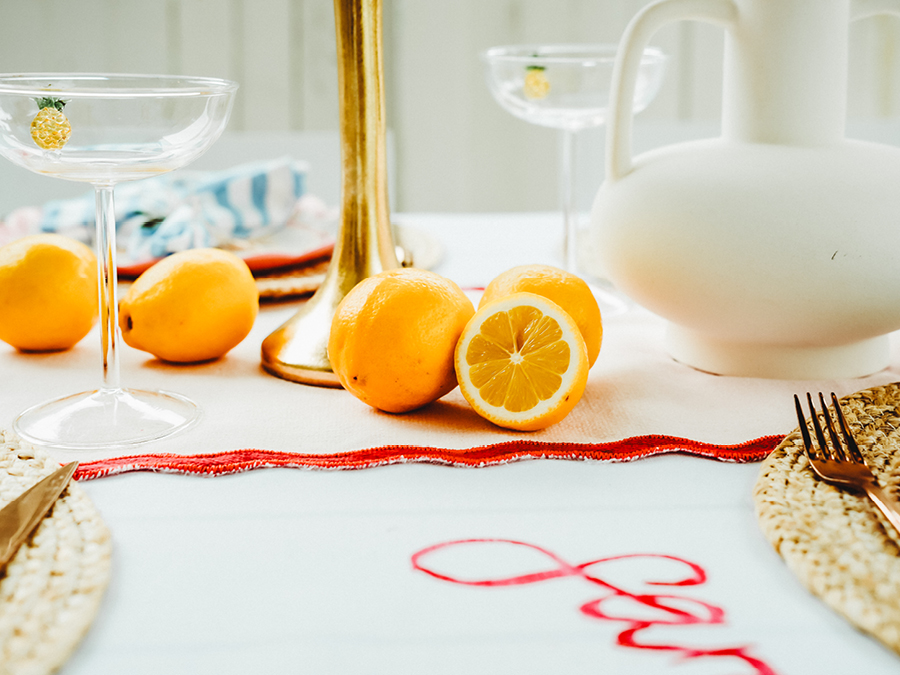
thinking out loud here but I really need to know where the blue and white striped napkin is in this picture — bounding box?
[15,157,308,261]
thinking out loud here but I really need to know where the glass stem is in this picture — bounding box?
[94,184,121,392]
[560,127,577,273]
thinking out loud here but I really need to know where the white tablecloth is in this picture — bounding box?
[3,213,898,674]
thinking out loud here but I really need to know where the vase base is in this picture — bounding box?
[666,326,890,380]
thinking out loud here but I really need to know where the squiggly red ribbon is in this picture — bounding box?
[412,539,779,675]
[71,434,781,480]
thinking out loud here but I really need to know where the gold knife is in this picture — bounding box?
[0,462,78,569]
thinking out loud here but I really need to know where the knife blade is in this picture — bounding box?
[0,461,78,569]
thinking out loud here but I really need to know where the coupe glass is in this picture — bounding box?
[482,44,666,314]
[0,73,237,450]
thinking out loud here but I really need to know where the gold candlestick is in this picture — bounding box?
[261,0,398,387]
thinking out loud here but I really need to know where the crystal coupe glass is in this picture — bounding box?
[482,45,666,313]
[0,73,237,450]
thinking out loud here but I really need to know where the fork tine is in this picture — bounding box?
[794,394,814,452]
[819,392,848,461]
[806,392,834,460]
[830,392,867,466]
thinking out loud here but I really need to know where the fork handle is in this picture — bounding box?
[864,484,900,536]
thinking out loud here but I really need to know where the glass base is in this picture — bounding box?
[589,282,630,318]
[562,225,631,318]
[13,387,200,451]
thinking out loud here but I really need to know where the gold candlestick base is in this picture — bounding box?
[259,277,346,387]
[260,0,397,387]
[261,243,398,386]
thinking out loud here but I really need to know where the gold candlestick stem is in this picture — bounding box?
[261,0,398,386]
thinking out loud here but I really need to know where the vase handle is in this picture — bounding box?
[606,0,737,181]
[852,0,900,20]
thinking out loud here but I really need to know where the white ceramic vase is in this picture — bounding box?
[591,0,900,379]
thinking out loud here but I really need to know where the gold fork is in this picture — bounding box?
[794,392,900,536]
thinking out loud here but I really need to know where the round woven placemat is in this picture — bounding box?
[0,429,112,675]
[251,223,444,301]
[254,256,329,300]
[754,383,900,654]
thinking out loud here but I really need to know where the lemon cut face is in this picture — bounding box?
[455,292,588,431]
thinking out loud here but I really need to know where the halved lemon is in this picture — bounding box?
[480,264,603,367]
[454,292,589,431]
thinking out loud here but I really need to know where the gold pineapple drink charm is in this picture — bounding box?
[31,97,71,150]
[523,65,550,99]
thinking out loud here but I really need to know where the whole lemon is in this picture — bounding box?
[480,264,602,367]
[0,234,97,351]
[328,268,475,413]
[119,248,258,363]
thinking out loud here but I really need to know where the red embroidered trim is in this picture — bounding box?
[71,433,783,481]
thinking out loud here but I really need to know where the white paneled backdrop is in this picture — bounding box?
[1,0,900,214]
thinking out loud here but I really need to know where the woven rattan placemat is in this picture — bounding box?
[0,430,112,675]
[254,256,329,300]
[754,383,900,654]
[252,222,444,300]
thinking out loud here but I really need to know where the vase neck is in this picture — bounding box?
[721,0,849,145]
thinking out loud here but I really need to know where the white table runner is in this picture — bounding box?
[2,213,898,674]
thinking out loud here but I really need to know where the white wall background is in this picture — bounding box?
[0,0,900,214]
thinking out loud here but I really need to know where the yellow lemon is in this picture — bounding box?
[455,292,589,431]
[480,264,602,367]
[0,234,97,351]
[328,268,475,413]
[119,248,258,363]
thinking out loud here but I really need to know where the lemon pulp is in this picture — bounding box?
[455,292,588,431]
[466,305,571,413]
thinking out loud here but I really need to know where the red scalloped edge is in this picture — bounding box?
[71,434,784,481]
[117,242,335,279]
